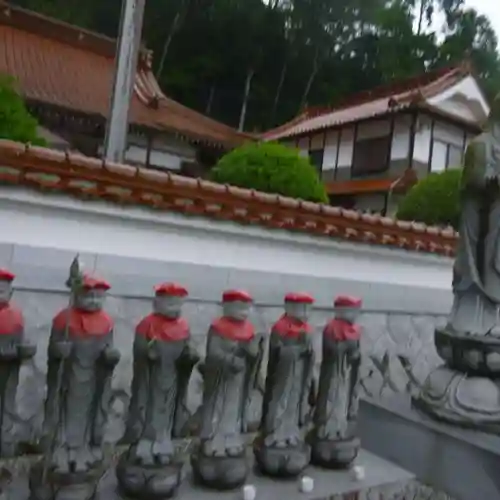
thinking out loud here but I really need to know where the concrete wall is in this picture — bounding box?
[0,186,452,445]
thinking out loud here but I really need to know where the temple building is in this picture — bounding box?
[0,2,250,176]
[263,62,490,214]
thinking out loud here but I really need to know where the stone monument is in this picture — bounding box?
[191,290,263,490]
[30,261,120,500]
[414,96,500,431]
[0,268,36,458]
[254,292,315,477]
[309,295,362,468]
[116,282,199,499]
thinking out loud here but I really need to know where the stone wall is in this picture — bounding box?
[13,288,447,448]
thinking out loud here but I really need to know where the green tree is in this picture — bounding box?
[396,168,462,229]
[0,75,46,145]
[209,142,328,203]
[8,0,500,132]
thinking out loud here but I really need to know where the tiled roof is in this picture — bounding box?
[263,63,477,140]
[325,168,418,196]
[0,3,250,148]
[0,140,457,256]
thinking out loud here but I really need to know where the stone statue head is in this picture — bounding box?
[0,269,15,306]
[221,290,253,321]
[334,295,362,324]
[153,282,188,318]
[283,292,314,322]
[74,274,110,312]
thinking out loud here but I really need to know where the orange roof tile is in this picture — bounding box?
[0,140,457,256]
[327,179,395,196]
[263,62,478,140]
[0,3,250,148]
[326,169,418,196]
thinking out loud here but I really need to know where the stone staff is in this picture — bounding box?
[30,266,120,500]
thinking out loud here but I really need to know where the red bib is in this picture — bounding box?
[324,319,361,342]
[52,308,114,338]
[136,314,189,342]
[272,314,312,339]
[0,303,24,336]
[211,316,255,341]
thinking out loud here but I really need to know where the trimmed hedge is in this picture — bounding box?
[0,74,46,146]
[209,141,328,204]
[396,168,462,229]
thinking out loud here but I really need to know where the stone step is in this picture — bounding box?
[3,449,420,499]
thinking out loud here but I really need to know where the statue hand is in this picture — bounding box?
[147,339,160,361]
[17,342,36,360]
[51,340,72,359]
[245,338,261,360]
[183,343,200,364]
[102,346,121,366]
[231,355,246,373]
[0,343,19,361]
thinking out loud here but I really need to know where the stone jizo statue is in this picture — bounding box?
[0,268,36,458]
[254,292,315,478]
[310,295,362,469]
[117,282,199,499]
[191,289,263,490]
[448,95,500,336]
[415,95,500,432]
[30,272,120,500]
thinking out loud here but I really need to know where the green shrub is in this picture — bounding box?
[396,168,462,229]
[209,141,328,204]
[0,74,46,146]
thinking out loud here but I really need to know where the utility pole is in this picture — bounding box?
[103,0,146,163]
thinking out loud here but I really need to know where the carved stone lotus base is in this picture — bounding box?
[413,364,500,432]
[253,438,310,478]
[115,454,183,499]
[29,461,101,500]
[310,436,360,469]
[190,447,248,490]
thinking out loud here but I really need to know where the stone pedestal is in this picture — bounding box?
[190,446,249,490]
[115,453,183,499]
[413,326,500,431]
[310,435,360,469]
[28,461,102,500]
[253,437,310,478]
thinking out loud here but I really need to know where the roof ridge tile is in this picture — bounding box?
[0,140,458,256]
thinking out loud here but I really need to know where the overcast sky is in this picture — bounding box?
[463,0,500,39]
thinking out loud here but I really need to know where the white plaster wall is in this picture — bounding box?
[124,133,196,170]
[413,117,468,172]
[427,75,490,123]
[285,75,486,177]
[300,117,412,177]
[0,187,452,292]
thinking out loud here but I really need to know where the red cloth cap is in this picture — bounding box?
[154,282,188,297]
[0,268,15,282]
[222,289,253,303]
[82,273,111,291]
[334,295,362,308]
[284,292,314,304]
